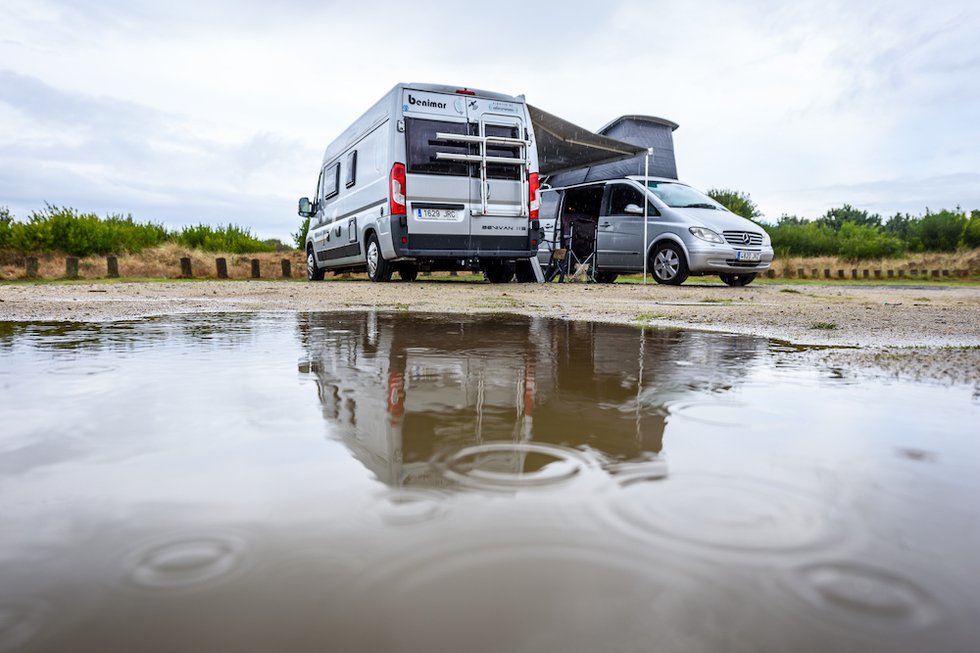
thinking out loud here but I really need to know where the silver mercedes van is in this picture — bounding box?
[537,176,773,286]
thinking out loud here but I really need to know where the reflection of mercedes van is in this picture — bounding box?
[298,83,541,283]
[537,177,774,286]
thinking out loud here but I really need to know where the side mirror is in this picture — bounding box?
[298,197,313,217]
[624,203,644,215]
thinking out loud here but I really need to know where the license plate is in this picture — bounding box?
[416,208,459,221]
[735,250,761,262]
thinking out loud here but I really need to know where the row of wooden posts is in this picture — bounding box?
[766,267,969,279]
[23,256,294,280]
[20,256,975,281]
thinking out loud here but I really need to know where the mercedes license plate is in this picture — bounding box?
[735,250,762,262]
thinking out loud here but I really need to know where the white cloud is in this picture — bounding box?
[0,0,978,238]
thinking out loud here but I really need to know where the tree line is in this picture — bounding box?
[4,196,980,261]
[0,205,279,256]
[707,189,980,260]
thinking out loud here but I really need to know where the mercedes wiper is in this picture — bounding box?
[680,203,717,209]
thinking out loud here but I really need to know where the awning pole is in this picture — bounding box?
[643,148,652,285]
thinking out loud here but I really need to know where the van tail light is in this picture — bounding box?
[390,163,406,215]
[528,172,539,220]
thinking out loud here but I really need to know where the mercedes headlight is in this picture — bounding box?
[689,227,725,244]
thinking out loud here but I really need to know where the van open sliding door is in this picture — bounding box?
[402,89,472,254]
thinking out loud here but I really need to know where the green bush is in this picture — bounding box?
[0,206,273,256]
[173,224,275,254]
[907,209,967,252]
[0,207,11,249]
[765,217,839,257]
[3,205,168,256]
[706,188,760,219]
[837,222,905,260]
[292,217,311,250]
[816,204,881,231]
[962,211,980,248]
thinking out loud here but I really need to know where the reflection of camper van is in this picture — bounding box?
[296,313,765,488]
[536,115,773,286]
[298,83,542,283]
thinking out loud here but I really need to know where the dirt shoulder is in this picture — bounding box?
[2,279,979,383]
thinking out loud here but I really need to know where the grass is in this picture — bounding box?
[811,322,838,330]
[634,312,672,321]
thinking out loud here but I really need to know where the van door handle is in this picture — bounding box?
[599,222,612,227]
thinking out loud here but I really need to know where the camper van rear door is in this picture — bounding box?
[402,91,471,250]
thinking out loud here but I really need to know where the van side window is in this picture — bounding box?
[345,151,357,188]
[322,162,340,201]
[606,184,656,215]
[539,191,559,221]
[406,118,469,177]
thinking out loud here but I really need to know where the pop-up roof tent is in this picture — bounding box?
[528,107,679,187]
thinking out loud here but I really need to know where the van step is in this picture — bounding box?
[529,255,545,283]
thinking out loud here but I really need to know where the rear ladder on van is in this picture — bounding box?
[434,114,531,217]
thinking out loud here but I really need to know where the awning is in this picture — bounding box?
[528,104,646,177]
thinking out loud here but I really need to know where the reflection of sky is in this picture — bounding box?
[2,312,980,652]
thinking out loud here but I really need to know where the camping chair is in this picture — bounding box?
[563,216,597,282]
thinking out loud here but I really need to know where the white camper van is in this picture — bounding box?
[298,83,542,283]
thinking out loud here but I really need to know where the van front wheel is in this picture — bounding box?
[719,273,756,287]
[307,248,324,281]
[651,243,689,285]
[365,234,393,282]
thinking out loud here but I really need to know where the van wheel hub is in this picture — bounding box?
[654,249,679,279]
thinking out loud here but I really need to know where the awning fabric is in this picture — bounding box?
[528,104,646,176]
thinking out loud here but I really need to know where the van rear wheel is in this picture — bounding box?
[307,247,324,281]
[719,272,756,287]
[651,243,689,285]
[594,271,619,284]
[398,265,418,282]
[365,233,393,282]
[483,261,514,284]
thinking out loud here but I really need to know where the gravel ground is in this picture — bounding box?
[2,279,979,384]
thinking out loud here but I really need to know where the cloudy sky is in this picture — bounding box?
[1,0,978,240]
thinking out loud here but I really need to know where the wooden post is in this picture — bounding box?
[837,270,845,279]
[251,259,261,279]
[942,269,949,277]
[796,268,804,279]
[851,269,858,279]
[932,270,940,278]
[862,269,869,279]
[65,256,79,279]
[811,268,818,279]
[449,270,458,277]
[824,269,830,279]
[874,270,882,279]
[887,269,894,279]
[281,259,291,278]
[180,257,192,278]
[910,269,918,277]
[766,269,775,278]
[106,255,119,278]
[898,269,905,278]
[215,258,228,279]
[25,257,39,279]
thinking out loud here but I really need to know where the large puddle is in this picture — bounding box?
[0,312,977,652]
